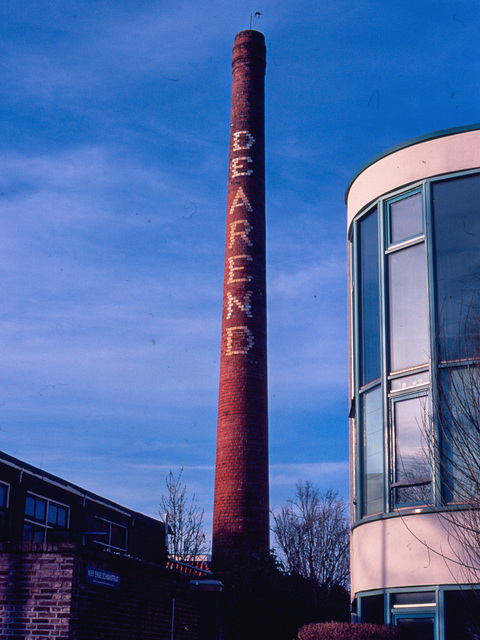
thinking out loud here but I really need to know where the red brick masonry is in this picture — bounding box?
[212,30,269,565]
[0,543,212,639]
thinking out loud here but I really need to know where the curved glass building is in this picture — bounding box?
[347,124,480,640]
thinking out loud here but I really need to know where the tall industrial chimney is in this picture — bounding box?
[212,30,269,566]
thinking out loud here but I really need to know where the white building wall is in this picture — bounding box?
[351,512,478,595]
[347,128,480,227]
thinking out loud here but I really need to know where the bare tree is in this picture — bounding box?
[272,481,349,589]
[412,324,480,638]
[425,351,480,583]
[159,468,208,561]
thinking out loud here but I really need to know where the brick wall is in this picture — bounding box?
[71,545,202,640]
[0,543,217,640]
[0,543,73,638]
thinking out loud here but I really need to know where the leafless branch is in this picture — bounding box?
[159,468,208,562]
[272,481,349,590]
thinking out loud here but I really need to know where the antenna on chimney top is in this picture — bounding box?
[250,12,262,29]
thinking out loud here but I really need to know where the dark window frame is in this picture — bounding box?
[23,492,70,543]
[93,516,128,554]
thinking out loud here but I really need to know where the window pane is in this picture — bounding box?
[445,590,480,640]
[389,242,429,372]
[395,616,434,640]
[359,209,381,385]
[57,506,67,528]
[25,495,35,518]
[394,396,431,505]
[24,523,45,543]
[23,523,33,542]
[33,527,45,543]
[393,591,435,606]
[391,370,430,392]
[363,386,384,516]
[389,192,423,245]
[110,523,127,550]
[433,174,480,361]
[93,517,110,545]
[0,512,6,541]
[34,498,46,522]
[96,518,110,533]
[361,594,384,624]
[47,504,58,525]
[0,485,6,509]
[438,367,480,503]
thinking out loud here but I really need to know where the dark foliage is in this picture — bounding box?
[216,551,350,640]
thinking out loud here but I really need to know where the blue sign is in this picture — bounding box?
[86,566,120,589]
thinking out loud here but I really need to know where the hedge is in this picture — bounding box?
[297,622,406,640]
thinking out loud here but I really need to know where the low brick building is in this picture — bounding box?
[0,451,220,639]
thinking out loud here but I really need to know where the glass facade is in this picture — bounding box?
[358,587,480,640]
[351,171,480,520]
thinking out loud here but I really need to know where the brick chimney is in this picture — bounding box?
[212,30,269,566]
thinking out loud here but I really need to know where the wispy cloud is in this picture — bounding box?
[1,0,478,535]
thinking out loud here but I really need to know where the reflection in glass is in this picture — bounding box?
[389,192,423,245]
[433,174,480,361]
[389,243,429,372]
[394,396,431,504]
[359,209,381,385]
[392,592,435,606]
[391,370,430,392]
[439,367,480,503]
[363,387,383,516]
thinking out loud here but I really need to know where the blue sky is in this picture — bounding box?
[1,0,479,543]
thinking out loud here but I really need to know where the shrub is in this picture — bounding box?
[217,551,350,640]
[297,621,405,640]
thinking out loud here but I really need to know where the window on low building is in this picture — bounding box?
[0,481,9,540]
[93,516,128,554]
[23,493,69,543]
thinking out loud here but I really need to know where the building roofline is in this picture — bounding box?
[345,122,480,204]
[0,449,162,525]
